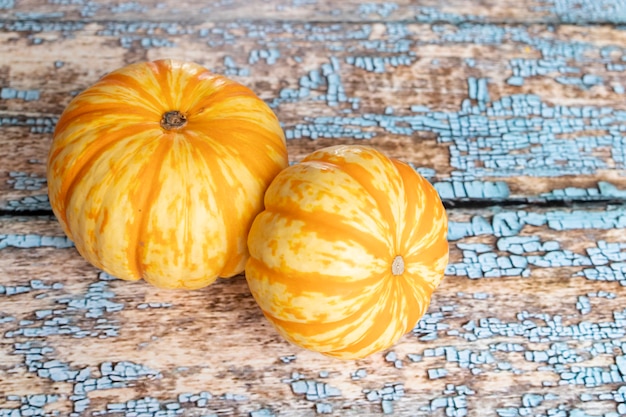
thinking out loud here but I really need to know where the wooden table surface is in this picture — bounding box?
[2,1,626,416]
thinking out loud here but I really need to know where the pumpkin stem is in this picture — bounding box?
[161,111,187,130]
[391,255,404,276]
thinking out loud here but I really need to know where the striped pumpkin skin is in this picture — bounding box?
[47,59,288,289]
[246,145,448,359]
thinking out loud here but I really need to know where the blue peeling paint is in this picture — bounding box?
[136,302,172,309]
[4,11,626,208]
[250,408,275,417]
[284,86,626,183]
[290,378,342,401]
[448,207,626,243]
[429,384,475,417]
[315,402,333,414]
[536,0,626,24]
[541,182,626,201]
[364,383,404,414]
[1,88,40,101]
[221,55,250,77]
[346,54,414,73]
[0,234,73,250]
[0,115,57,133]
[0,268,162,414]
[7,171,47,191]
[415,7,484,24]
[249,49,281,65]
[358,2,398,18]
[1,20,85,32]
[351,368,368,380]
[4,195,50,211]
[0,393,59,417]
[110,2,148,14]
[0,0,15,9]
[3,5,626,416]
[279,354,297,364]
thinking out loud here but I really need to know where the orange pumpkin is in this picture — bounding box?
[47,59,288,289]
[245,145,448,359]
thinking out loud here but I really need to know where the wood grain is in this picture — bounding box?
[2,2,626,416]
[2,16,626,211]
[1,205,625,416]
[0,0,602,24]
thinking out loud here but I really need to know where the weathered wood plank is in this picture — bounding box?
[1,205,625,416]
[2,2,626,417]
[2,18,626,211]
[2,0,626,24]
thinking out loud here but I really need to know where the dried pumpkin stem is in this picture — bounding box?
[161,110,187,130]
[391,255,405,276]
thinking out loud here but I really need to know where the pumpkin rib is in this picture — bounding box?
[94,179,139,280]
[392,159,427,254]
[89,81,162,111]
[180,68,217,106]
[248,275,386,328]
[54,105,159,137]
[84,79,163,117]
[48,116,152,172]
[129,136,174,280]
[261,204,390,262]
[138,134,221,289]
[103,67,169,111]
[193,124,286,184]
[403,215,449,264]
[136,133,233,288]
[264,275,395,354]
[301,156,400,252]
[403,261,447,297]
[246,255,384,300]
[264,278,387,335]
[185,89,286,152]
[392,159,449,267]
[57,125,158,230]
[322,280,407,358]
[181,132,240,278]
[259,162,391,249]
[188,106,286,154]
[396,271,432,330]
[149,60,178,110]
[176,136,192,286]
[57,135,165,281]
[188,83,260,117]
[211,119,285,151]
[71,186,108,273]
[404,234,448,268]
[403,261,440,292]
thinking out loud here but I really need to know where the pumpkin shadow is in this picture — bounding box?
[111,272,291,356]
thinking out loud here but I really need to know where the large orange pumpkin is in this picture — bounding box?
[47,59,288,289]
[246,145,448,359]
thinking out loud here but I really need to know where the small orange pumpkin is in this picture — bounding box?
[47,59,288,289]
[246,145,448,359]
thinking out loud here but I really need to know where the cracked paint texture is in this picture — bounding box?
[3,3,626,210]
[1,1,626,416]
